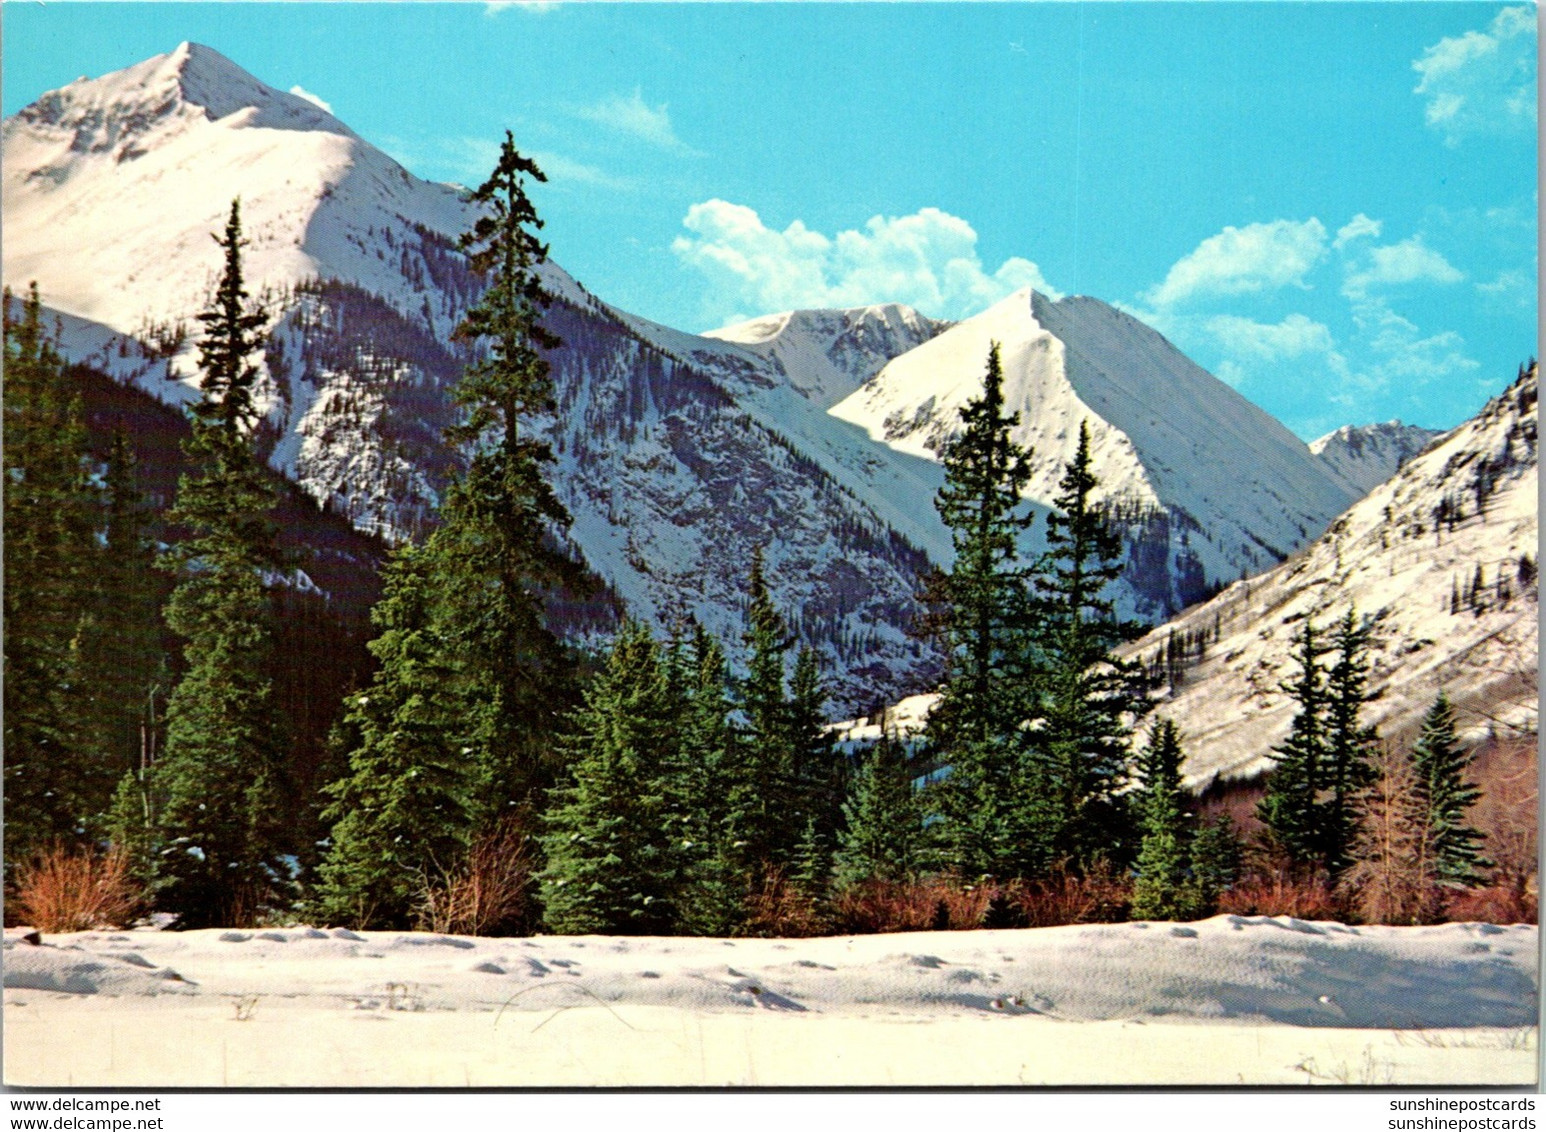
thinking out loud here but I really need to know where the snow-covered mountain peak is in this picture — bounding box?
[1310,419,1443,495]
[702,302,947,407]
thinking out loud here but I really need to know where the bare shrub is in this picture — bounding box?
[415,815,534,937]
[1343,747,1444,925]
[1216,873,1345,920]
[1469,739,1537,909]
[742,867,827,938]
[1445,884,1538,925]
[12,843,146,933]
[834,877,990,934]
[1014,862,1132,927]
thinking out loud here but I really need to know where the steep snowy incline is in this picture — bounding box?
[1310,421,1444,496]
[831,289,1363,613]
[1125,364,1538,788]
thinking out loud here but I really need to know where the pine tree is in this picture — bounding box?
[833,725,926,889]
[154,201,290,927]
[538,622,682,935]
[1186,816,1242,915]
[1130,719,1192,920]
[75,430,167,825]
[1256,618,1330,872]
[311,547,477,928]
[738,549,800,873]
[3,285,102,863]
[921,344,1041,877]
[1026,421,1148,868]
[672,625,749,936]
[434,132,581,820]
[1321,609,1379,876]
[1410,692,1487,886]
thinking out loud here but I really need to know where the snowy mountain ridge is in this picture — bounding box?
[1310,420,1445,496]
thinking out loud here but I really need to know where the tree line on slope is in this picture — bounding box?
[3,134,1526,935]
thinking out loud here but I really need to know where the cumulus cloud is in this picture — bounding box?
[1144,218,1328,308]
[288,85,333,114]
[579,89,700,154]
[1342,237,1465,299]
[1205,313,1338,362]
[672,200,1059,325]
[1413,5,1537,145]
[1333,214,1383,250]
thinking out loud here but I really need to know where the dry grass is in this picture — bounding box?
[11,843,146,933]
[1444,883,1538,925]
[415,815,535,937]
[742,868,828,938]
[1013,863,1132,927]
[834,878,990,934]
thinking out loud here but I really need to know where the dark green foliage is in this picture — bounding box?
[3,285,102,863]
[921,344,1043,877]
[1410,692,1487,886]
[311,547,477,927]
[154,201,291,927]
[1256,619,1330,871]
[1186,816,1242,915]
[539,622,683,935]
[1257,610,1379,878]
[1130,719,1192,920]
[434,133,580,817]
[833,727,926,890]
[1024,422,1148,868]
[1322,610,1379,876]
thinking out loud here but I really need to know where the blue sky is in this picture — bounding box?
[3,2,1536,438]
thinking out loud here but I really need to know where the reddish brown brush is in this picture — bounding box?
[1444,884,1538,925]
[415,815,535,937]
[741,867,828,938]
[11,843,146,933]
[1216,874,1345,920]
[834,878,990,934]
[1013,863,1132,927]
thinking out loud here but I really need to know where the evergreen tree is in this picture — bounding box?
[2,285,102,863]
[1321,609,1379,876]
[1130,719,1192,920]
[154,201,290,927]
[672,626,749,936]
[539,622,682,935]
[833,725,926,890]
[1256,618,1330,871]
[311,547,477,928]
[1186,816,1242,915]
[434,132,581,819]
[738,549,800,872]
[920,344,1041,877]
[75,430,167,822]
[1026,421,1148,867]
[1410,692,1487,886]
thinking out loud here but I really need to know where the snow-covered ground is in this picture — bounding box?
[4,919,1536,1087]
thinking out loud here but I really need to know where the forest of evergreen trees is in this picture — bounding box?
[2,136,1522,937]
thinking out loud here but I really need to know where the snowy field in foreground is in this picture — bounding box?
[4,916,1537,1087]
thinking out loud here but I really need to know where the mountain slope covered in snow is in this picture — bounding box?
[1126,364,1538,788]
[1310,420,1444,496]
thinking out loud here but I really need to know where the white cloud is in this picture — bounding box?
[485,2,558,16]
[1145,218,1328,308]
[579,89,699,154]
[288,85,332,115]
[1413,5,1537,145]
[1205,313,1337,362]
[1333,213,1382,250]
[1342,237,1464,299]
[527,150,630,191]
[1353,299,1479,386]
[671,200,1060,326]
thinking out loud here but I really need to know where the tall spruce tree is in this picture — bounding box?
[435,131,579,818]
[539,622,682,935]
[2,285,102,864]
[1321,609,1379,876]
[1410,692,1487,886]
[1256,618,1330,871]
[1026,421,1148,868]
[154,200,290,927]
[920,343,1041,878]
[738,549,800,873]
[311,547,476,928]
[1130,718,1192,920]
[316,133,575,921]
